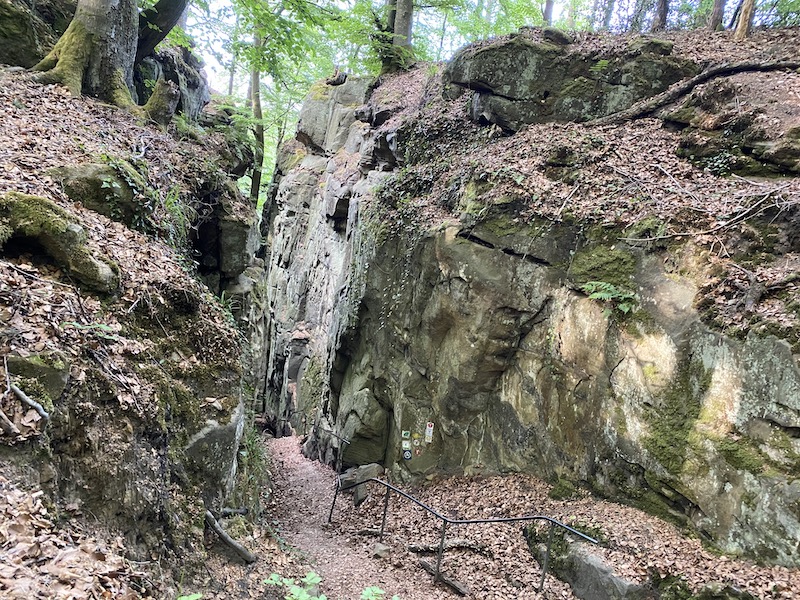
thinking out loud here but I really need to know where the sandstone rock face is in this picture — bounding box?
[263,65,800,567]
[443,33,698,131]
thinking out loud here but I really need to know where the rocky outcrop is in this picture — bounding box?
[0,192,119,292]
[662,73,800,175]
[443,32,698,131]
[263,39,800,568]
[134,45,211,121]
[0,0,60,68]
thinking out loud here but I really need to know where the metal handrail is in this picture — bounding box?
[328,476,599,593]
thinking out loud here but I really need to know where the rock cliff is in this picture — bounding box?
[262,29,800,567]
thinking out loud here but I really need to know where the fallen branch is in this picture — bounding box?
[204,510,257,563]
[619,190,796,244]
[591,60,800,126]
[10,384,49,421]
[0,407,20,436]
[419,559,470,596]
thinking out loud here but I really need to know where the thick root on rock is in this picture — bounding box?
[32,21,134,108]
[32,20,92,97]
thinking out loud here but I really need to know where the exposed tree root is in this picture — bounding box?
[32,20,92,97]
[591,60,800,126]
[32,20,133,107]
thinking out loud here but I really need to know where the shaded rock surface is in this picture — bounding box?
[262,30,800,570]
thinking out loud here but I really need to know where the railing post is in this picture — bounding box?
[538,521,556,592]
[327,477,341,524]
[379,485,391,541]
[434,520,448,580]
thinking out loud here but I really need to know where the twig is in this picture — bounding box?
[3,356,10,395]
[204,510,257,563]
[0,408,19,436]
[2,261,74,289]
[10,384,49,421]
[620,192,787,243]
[655,165,700,205]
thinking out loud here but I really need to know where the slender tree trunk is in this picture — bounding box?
[602,0,616,30]
[543,0,555,25]
[651,0,669,30]
[250,35,264,205]
[708,0,726,29]
[729,0,743,28]
[630,0,653,31]
[33,0,138,106]
[386,0,397,34]
[437,12,448,61]
[733,0,756,40]
[393,0,413,48]
[566,0,578,28]
[136,0,189,64]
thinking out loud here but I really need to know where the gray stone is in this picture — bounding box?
[56,162,147,228]
[6,352,70,402]
[0,1,56,68]
[296,78,373,153]
[340,463,385,506]
[372,542,391,559]
[185,400,246,509]
[443,35,698,130]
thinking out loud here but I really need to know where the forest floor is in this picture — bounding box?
[194,435,799,600]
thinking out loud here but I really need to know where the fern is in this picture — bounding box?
[581,281,638,317]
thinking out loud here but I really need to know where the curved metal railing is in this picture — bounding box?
[328,476,599,593]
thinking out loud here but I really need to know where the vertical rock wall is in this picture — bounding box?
[263,70,800,566]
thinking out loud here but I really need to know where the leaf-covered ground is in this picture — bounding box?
[2,25,800,599]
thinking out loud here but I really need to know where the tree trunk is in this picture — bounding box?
[708,0,726,29]
[651,0,669,31]
[733,0,756,40]
[602,0,615,30]
[249,36,264,205]
[136,0,190,65]
[630,0,653,31]
[32,0,138,106]
[543,0,555,25]
[393,0,413,48]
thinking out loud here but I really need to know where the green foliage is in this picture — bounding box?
[176,595,203,600]
[264,572,399,600]
[265,572,327,600]
[581,280,639,316]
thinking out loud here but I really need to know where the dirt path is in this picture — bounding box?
[265,436,449,600]
[199,435,798,600]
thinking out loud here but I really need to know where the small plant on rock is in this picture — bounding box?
[581,280,638,317]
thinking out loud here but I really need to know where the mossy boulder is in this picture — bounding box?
[444,33,699,130]
[54,162,153,229]
[0,192,119,292]
[663,77,800,175]
[6,352,71,403]
[0,0,56,68]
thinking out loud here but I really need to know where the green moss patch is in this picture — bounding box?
[642,358,710,475]
[569,244,636,291]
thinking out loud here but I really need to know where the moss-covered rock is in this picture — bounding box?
[0,1,56,68]
[444,32,699,130]
[0,192,118,292]
[55,161,154,229]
